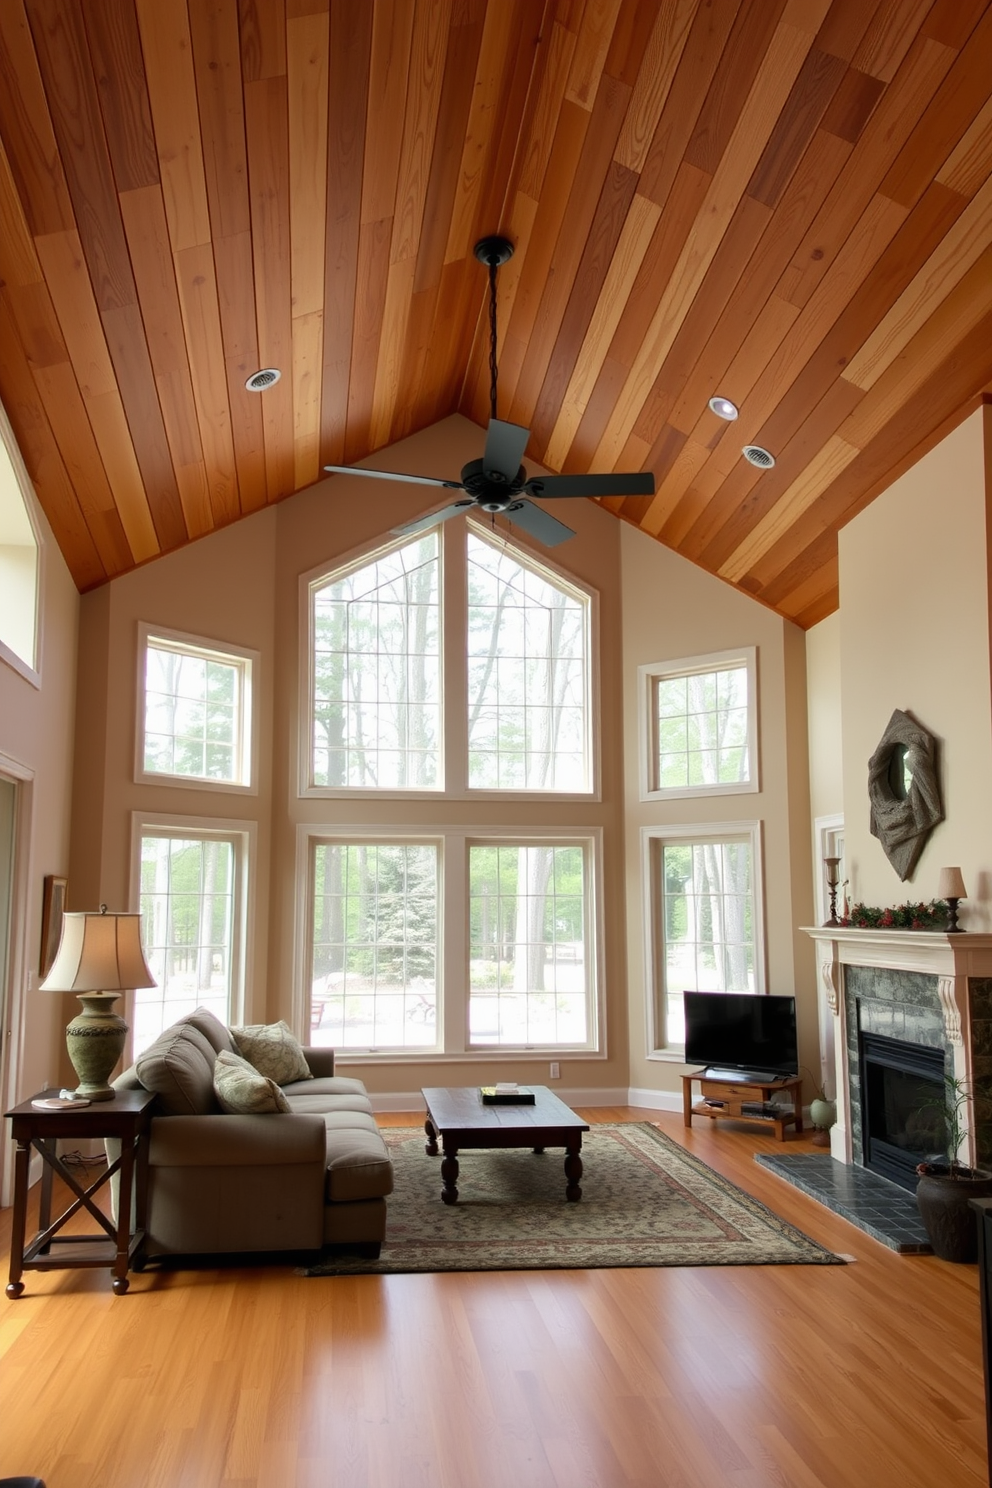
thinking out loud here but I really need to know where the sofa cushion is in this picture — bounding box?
[230,1019,313,1085]
[213,1050,291,1114]
[284,1092,374,1116]
[135,1023,221,1115]
[323,1128,395,1202]
[177,1007,236,1056]
[281,1074,370,1100]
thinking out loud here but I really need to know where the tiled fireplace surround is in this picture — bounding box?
[805,928,992,1173]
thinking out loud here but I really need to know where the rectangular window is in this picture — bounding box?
[468,842,590,1048]
[640,648,757,799]
[136,826,247,1058]
[310,534,440,790]
[303,827,601,1057]
[138,626,255,790]
[645,823,763,1054]
[467,530,590,792]
[310,841,438,1050]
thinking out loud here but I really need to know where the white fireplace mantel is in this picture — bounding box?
[802,927,992,1167]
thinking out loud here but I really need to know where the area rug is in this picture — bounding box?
[303,1123,843,1275]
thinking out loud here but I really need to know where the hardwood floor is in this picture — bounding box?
[0,1107,986,1488]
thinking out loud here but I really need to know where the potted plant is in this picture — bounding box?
[915,1075,992,1262]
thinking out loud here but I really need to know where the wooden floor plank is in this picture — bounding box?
[0,1107,985,1488]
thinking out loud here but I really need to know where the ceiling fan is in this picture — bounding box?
[323,236,656,547]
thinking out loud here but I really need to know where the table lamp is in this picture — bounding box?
[40,904,156,1100]
[937,867,967,934]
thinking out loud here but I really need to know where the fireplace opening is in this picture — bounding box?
[859,1032,946,1192]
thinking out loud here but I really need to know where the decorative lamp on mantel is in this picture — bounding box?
[40,905,156,1100]
[938,867,967,934]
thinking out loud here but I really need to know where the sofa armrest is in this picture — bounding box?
[148,1113,327,1167]
[303,1046,335,1078]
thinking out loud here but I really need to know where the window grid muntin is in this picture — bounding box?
[311,533,440,790]
[137,832,237,1057]
[144,640,245,784]
[309,840,439,1051]
[468,840,590,1049]
[467,530,590,793]
[655,663,749,791]
[659,834,757,1048]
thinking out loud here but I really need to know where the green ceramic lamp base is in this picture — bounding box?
[65,992,128,1102]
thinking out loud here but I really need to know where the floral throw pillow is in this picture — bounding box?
[213,1050,291,1114]
[229,1019,312,1085]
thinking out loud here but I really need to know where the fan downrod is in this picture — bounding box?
[473,235,514,268]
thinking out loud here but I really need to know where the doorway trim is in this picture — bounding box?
[0,748,35,1208]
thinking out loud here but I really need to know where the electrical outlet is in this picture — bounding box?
[549,1061,560,1079]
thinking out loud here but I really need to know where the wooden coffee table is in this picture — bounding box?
[421,1085,590,1204]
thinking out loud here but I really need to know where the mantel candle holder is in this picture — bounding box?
[823,856,842,927]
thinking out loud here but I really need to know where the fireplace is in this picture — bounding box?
[805,926,992,1175]
[859,1031,945,1192]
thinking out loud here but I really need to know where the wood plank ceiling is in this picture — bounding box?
[2,0,992,628]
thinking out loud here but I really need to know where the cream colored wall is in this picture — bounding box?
[71,511,278,1036]
[838,408,992,927]
[69,416,628,1097]
[271,416,628,1095]
[0,504,79,1107]
[620,523,817,1102]
[806,612,843,823]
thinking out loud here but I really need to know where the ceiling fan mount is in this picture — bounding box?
[322,233,655,547]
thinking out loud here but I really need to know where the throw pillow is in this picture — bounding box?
[213,1050,291,1114]
[230,1019,312,1085]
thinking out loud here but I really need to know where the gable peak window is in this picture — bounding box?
[305,520,595,797]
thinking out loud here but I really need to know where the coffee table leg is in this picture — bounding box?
[440,1144,459,1205]
[564,1139,583,1202]
[532,1146,545,1155]
[424,1116,439,1156]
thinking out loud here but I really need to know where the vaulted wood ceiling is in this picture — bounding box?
[2,0,992,627]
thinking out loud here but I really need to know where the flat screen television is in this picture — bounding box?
[683,991,798,1079]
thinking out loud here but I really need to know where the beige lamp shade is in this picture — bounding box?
[937,867,967,900]
[40,907,155,992]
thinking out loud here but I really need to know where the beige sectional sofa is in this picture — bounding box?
[112,1008,393,1263]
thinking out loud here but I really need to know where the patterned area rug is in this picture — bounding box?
[304,1123,843,1275]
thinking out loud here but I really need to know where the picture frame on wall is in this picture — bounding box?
[40,874,67,978]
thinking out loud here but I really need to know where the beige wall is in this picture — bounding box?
[0,502,79,1109]
[69,416,629,1097]
[620,523,817,1102]
[71,511,279,1031]
[838,407,992,926]
[806,612,843,824]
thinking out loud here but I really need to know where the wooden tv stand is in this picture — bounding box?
[681,1070,803,1141]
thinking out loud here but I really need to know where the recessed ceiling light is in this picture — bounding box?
[742,445,775,469]
[708,395,739,421]
[245,368,281,392]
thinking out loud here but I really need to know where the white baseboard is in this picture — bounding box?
[627,1087,683,1113]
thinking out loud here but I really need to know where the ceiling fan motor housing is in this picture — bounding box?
[461,457,526,510]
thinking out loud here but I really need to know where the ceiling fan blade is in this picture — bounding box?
[324,464,461,490]
[503,499,576,547]
[523,471,656,499]
[391,500,475,538]
[482,419,530,482]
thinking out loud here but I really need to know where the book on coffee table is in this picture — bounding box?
[480,1084,535,1104]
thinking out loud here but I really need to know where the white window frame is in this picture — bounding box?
[299,519,600,802]
[135,622,259,793]
[638,646,758,801]
[642,820,765,1060]
[294,822,605,1061]
[128,812,255,1060]
[0,399,42,689]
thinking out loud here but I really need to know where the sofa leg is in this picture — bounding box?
[356,1241,381,1260]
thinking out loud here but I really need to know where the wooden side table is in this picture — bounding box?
[681,1071,804,1141]
[5,1088,155,1297]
